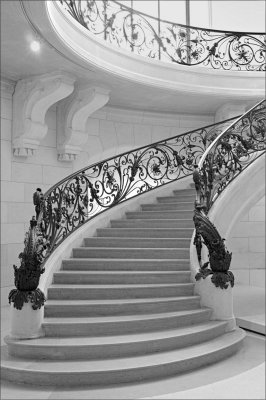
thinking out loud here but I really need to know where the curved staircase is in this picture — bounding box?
[2,187,245,387]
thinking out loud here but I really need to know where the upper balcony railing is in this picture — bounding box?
[59,0,266,71]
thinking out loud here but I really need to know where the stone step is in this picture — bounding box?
[110,219,194,228]
[44,296,200,317]
[157,195,195,203]
[173,189,195,196]
[83,237,191,249]
[141,202,194,211]
[47,283,194,300]
[96,227,193,238]
[42,308,212,336]
[53,270,191,285]
[72,247,189,259]
[5,321,228,360]
[1,329,245,386]
[62,259,190,271]
[125,211,193,219]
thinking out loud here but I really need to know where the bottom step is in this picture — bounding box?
[1,329,245,387]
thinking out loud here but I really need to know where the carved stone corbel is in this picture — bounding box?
[12,72,76,157]
[57,86,110,161]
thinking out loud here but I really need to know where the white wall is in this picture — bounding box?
[1,78,214,305]
[229,196,265,287]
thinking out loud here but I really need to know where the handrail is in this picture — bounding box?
[192,99,266,289]
[8,116,238,310]
[58,0,266,71]
[196,99,266,211]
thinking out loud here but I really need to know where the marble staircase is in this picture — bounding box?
[2,188,245,387]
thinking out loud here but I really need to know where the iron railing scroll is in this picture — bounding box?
[193,99,266,289]
[59,0,266,71]
[8,117,238,310]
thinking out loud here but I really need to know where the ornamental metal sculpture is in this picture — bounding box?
[59,0,266,71]
[193,206,234,290]
[8,216,47,310]
[193,99,266,289]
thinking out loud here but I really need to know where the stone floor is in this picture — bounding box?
[1,284,265,400]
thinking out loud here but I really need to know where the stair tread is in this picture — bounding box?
[85,238,190,241]
[50,283,194,289]
[2,329,245,371]
[43,308,209,324]
[74,247,189,250]
[45,295,199,305]
[6,321,227,347]
[54,271,191,275]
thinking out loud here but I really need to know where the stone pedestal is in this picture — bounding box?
[9,303,44,339]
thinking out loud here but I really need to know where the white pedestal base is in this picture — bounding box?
[9,302,44,339]
[195,275,236,332]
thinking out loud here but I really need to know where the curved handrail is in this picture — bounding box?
[196,99,266,211]
[58,0,266,71]
[38,117,236,257]
[192,99,266,289]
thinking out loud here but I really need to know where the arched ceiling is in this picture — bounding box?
[1,1,264,115]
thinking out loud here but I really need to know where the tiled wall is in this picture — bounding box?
[229,196,265,287]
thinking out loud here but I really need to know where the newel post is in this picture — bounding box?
[191,165,236,331]
[8,190,47,339]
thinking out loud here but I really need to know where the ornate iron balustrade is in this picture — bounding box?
[59,0,266,71]
[195,99,266,212]
[9,117,238,309]
[192,99,266,289]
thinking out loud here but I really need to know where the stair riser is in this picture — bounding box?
[44,298,200,317]
[73,248,189,259]
[142,203,194,211]
[62,260,190,271]
[2,335,242,387]
[173,190,195,196]
[53,272,191,285]
[43,310,211,337]
[48,285,194,300]
[126,212,193,219]
[83,238,191,248]
[7,324,227,360]
[96,228,193,238]
[111,220,194,228]
[157,196,195,203]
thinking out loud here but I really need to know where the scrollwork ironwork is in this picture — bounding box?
[193,99,266,288]
[8,217,48,310]
[16,118,233,272]
[59,0,266,71]
[193,207,234,290]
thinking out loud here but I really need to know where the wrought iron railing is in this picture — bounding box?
[9,117,238,309]
[59,0,266,71]
[195,99,266,211]
[192,99,266,289]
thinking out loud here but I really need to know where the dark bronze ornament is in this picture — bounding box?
[193,207,234,290]
[8,218,47,310]
[59,0,265,71]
